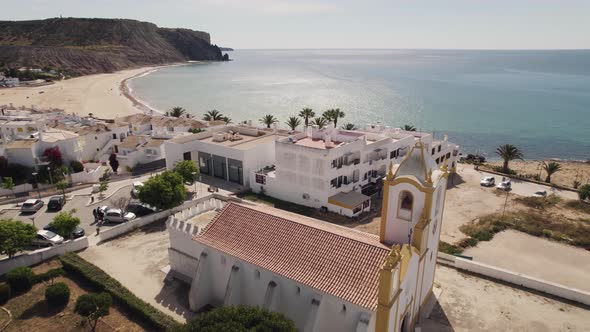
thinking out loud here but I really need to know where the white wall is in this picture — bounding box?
[383,182,426,245]
[0,237,89,275]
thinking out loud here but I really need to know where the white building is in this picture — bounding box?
[168,142,450,332]
[249,125,458,217]
[115,135,168,170]
[0,76,19,88]
[164,125,283,187]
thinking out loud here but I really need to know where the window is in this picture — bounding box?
[433,219,438,234]
[431,148,435,155]
[255,269,261,279]
[112,133,117,139]
[296,286,301,295]
[438,145,441,152]
[17,128,23,133]
[167,126,174,132]
[400,191,413,210]
[341,304,347,313]
[256,174,266,185]
[95,136,98,140]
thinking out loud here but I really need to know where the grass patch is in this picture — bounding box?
[460,211,590,249]
[564,200,590,214]
[237,191,316,216]
[60,253,182,332]
[438,241,463,255]
[513,194,560,210]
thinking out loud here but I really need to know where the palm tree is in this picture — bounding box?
[341,123,357,130]
[203,109,224,121]
[259,114,278,128]
[496,144,524,173]
[222,116,232,124]
[298,108,315,127]
[402,124,416,131]
[542,162,561,183]
[323,108,345,128]
[285,116,302,131]
[311,117,328,129]
[166,106,186,118]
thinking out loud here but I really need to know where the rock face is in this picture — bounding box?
[0,18,225,76]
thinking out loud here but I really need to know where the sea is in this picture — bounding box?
[129,49,590,161]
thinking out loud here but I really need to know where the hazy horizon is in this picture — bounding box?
[2,0,590,49]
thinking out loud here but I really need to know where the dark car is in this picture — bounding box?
[47,196,66,211]
[43,224,85,239]
[126,203,156,217]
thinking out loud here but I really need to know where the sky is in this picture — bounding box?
[2,0,590,49]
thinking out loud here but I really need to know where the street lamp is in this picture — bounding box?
[32,172,41,198]
[192,172,198,197]
[47,166,53,186]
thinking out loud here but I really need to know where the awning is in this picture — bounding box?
[328,191,370,210]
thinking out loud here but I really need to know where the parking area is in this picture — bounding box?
[0,184,137,238]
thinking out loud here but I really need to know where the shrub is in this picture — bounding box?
[0,283,10,304]
[185,305,297,332]
[60,253,182,331]
[472,230,494,241]
[578,184,590,201]
[458,237,478,248]
[6,266,34,292]
[33,268,65,285]
[438,241,463,255]
[70,160,84,173]
[45,282,70,307]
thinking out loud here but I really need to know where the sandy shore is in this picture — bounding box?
[486,160,590,188]
[0,67,157,119]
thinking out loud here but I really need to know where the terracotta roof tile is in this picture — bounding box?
[194,203,390,310]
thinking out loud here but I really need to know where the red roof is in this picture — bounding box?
[194,203,390,310]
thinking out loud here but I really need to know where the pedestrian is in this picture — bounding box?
[90,195,94,203]
[92,208,98,223]
[96,224,101,236]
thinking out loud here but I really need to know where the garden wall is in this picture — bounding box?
[0,237,89,275]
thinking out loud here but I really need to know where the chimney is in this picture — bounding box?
[325,134,332,148]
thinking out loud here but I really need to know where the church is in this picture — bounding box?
[167,141,449,332]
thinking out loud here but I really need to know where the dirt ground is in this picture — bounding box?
[78,220,193,323]
[487,159,590,189]
[3,261,146,332]
[423,265,590,332]
[463,230,590,292]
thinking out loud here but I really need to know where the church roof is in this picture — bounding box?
[394,141,442,185]
[194,202,390,310]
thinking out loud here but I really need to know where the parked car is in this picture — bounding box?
[43,224,85,239]
[20,199,44,213]
[126,202,156,217]
[32,230,64,247]
[103,208,136,223]
[533,190,547,198]
[496,181,512,191]
[480,176,495,187]
[47,196,66,211]
[131,182,144,198]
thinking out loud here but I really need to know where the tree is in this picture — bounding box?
[70,160,84,173]
[322,108,345,128]
[203,109,224,121]
[222,116,232,124]
[55,180,68,198]
[542,162,561,183]
[496,144,524,173]
[285,116,301,131]
[311,117,328,129]
[184,306,296,332]
[42,146,63,165]
[173,160,200,184]
[110,197,130,213]
[98,181,108,198]
[108,154,119,174]
[49,210,80,239]
[341,123,357,130]
[2,177,15,198]
[578,184,590,201]
[137,171,186,210]
[259,114,278,129]
[166,106,187,118]
[298,108,315,127]
[75,292,112,332]
[402,125,416,131]
[0,220,36,258]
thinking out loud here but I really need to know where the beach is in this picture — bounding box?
[486,160,590,189]
[0,67,154,119]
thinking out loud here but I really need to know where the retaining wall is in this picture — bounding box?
[439,254,590,306]
[0,237,89,275]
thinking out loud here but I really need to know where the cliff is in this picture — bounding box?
[0,18,225,76]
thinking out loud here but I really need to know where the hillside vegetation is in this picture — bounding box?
[0,18,225,76]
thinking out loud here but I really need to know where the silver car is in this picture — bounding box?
[104,208,136,223]
[32,230,64,247]
[20,199,44,213]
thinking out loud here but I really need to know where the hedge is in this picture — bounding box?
[60,253,182,331]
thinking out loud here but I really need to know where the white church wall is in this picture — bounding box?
[384,182,426,244]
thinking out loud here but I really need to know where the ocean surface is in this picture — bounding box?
[129,49,590,160]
